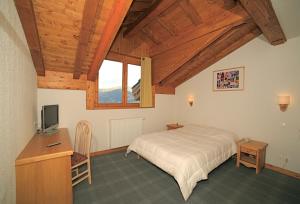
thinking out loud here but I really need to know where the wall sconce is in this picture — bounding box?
[278,95,290,112]
[188,95,194,107]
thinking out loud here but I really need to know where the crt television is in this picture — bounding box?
[41,104,59,132]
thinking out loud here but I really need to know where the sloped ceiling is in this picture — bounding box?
[14,0,286,91]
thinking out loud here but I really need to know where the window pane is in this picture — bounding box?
[127,64,141,103]
[98,60,123,103]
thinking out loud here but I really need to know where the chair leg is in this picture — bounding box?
[87,159,92,184]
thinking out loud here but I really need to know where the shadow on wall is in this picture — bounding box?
[0,11,30,56]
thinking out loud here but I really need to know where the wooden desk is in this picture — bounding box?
[16,128,73,204]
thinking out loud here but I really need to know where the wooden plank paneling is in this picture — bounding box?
[124,0,177,38]
[73,0,103,79]
[152,25,235,84]
[150,2,250,56]
[109,32,149,58]
[32,0,86,73]
[87,0,133,81]
[178,0,201,25]
[38,71,87,90]
[240,0,286,45]
[163,22,261,86]
[14,0,45,76]
[123,0,162,35]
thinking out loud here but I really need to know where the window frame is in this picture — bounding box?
[95,55,142,109]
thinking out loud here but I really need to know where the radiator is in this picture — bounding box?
[109,117,143,148]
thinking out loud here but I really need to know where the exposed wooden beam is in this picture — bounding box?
[87,0,133,81]
[154,85,175,95]
[123,0,161,36]
[223,0,237,9]
[178,0,201,25]
[124,0,177,37]
[239,0,286,45]
[73,0,103,79]
[150,19,250,56]
[152,23,241,84]
[162,22,261,86]
[14,0,45,76]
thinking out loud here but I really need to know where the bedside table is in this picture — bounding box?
[166,123,184,130]
[236,139,268,174]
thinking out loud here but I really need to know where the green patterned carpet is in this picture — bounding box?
[74,151,300,204]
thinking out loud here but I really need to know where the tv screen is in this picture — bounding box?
[42,105,59,131]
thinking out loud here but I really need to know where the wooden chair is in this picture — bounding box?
[71,120,92,186]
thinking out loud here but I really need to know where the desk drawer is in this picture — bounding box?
[240,146,256,156]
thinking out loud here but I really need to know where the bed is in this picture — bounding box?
[126,124,238,200]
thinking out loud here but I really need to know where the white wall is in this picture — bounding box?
[37,89,176,151]
[0,1,37,203]
[175,36,300,173]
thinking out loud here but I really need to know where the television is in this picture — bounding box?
[41,104,59,133]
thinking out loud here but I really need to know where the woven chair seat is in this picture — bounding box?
[71,152,87,166]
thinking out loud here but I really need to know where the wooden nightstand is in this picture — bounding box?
[236,139,268,174]
[166,123,184,130]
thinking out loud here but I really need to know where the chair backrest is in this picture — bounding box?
[74,120,92,157]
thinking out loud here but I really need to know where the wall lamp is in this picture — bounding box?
[278,95,290,112]
[188,95,194,107]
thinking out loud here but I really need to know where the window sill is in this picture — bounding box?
[94,103,140,109]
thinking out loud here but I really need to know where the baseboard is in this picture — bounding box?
[265,163,300,180]
[90,146,128,157]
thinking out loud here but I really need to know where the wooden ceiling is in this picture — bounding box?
[15,0,286,92]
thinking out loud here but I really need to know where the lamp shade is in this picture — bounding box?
[278,96,290,105]
[188,95,194,106]
[188,95,194,103]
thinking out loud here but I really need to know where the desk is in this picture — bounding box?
[16,128,73,204]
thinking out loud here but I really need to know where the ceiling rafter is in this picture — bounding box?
[152,24,235,84]
[87,0,133,81]
[73,0,103,79]
[239,0,286,45]
[14,0,45,76]
[123,0,161,34]
[162,21,262,86]
[150,16,250,56]
[123,0,177,37]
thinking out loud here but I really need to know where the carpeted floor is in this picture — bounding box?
[73,151,300,204]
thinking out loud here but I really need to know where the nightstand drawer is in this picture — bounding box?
[240,146,256,156]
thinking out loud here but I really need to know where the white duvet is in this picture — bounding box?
[126,124,237,200]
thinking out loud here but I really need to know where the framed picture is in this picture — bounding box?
[213,67,245,91]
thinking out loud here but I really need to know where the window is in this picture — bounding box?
[97,59,141,108]
[127,64,141,103]
[98,60,123,103]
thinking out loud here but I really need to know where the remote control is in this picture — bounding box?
[46,142,61,147]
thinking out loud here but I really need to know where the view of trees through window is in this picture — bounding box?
[98,60,141,104]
